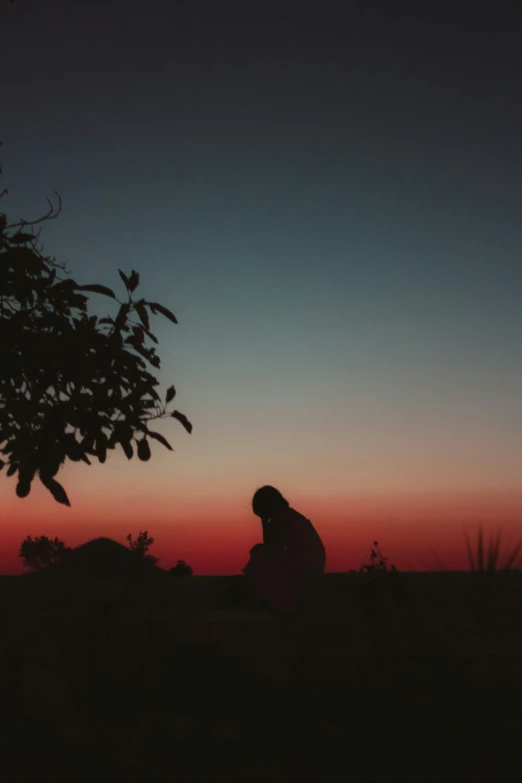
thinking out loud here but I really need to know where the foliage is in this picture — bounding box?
[355,541,408,609]
[359,541,397,573]
[464,526,522,611]
[464,527,522,573]
[169,559,193,577]
[127,530,159,566]
[0,142,192,506]
[19,534,72,570]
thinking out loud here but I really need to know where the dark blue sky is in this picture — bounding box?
[2,1,522,514]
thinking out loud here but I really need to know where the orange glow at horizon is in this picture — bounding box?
[2,477,522,575]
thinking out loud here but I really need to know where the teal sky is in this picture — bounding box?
[1,2,522,574]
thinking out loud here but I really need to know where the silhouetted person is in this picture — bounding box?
[243,486,326,615]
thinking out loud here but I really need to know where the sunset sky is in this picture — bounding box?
[1,1,521,574]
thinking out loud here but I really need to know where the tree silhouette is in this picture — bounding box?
[19,534,72,570]
[0,143,192,506]
[127,531,159,566]
[169,560,193,577]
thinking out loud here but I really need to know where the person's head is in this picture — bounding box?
[252,486,289,519]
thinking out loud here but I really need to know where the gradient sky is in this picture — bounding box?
[1,1,522,574]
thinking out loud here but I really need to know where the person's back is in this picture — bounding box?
[270,505,326,575]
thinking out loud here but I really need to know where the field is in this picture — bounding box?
[1,569,521,780]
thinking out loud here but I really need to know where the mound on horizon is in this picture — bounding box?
[23,536,168,582]
[68,537,141,576]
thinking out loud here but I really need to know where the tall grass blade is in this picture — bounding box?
[488,531,502,572]
[502,541,522,571]
[465,531,475,571]
[477,527,484,573]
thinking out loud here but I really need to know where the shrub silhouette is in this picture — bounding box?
[169,560,193,577]
[359,541,397,573]
[127,531,159,566]
[464,526,522,611]
[0,142,192,506]
[19,534,72,570]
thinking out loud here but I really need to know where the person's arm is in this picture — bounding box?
[262,517,283,548]
[261,517,272,545]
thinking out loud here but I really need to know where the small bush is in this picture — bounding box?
[359,541,397,573]
[169,560,193,578]
[19,535,72,570]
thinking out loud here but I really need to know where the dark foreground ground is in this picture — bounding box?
[1,570,521,781]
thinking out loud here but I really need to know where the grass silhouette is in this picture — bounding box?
[1,532,521,778]
[463,526,522,613]
[464,526,522,572]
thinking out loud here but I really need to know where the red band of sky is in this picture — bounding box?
[2,485,521,575]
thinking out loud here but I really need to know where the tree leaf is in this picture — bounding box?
[96,439,107,463]
[140,399,156,409]
[121,440,134,460]
[65,434,84,462]
[148,431,173,451]
[115,302,130,330]
[109,330,124,352]
[137,438,151,461]
[149,302,178,324]
[39,475,71,507]
[68,293,89,310]
[134,302,150,330]
[165,385,176,403]
[132,326,145,345]
[128,270,140,293]
[52,278,77,291]
[77,284,116,299]
[119,269,130,289]
[171,410,192,434]
[139,324,158,344]
[16,479,31,498]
